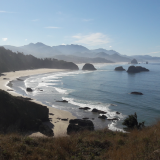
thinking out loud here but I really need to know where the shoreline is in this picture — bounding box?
[0,68,76,137]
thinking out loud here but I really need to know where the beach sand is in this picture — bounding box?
[0,69,76,137]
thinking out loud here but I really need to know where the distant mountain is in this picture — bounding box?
[52,44,89,55]
[3,42,159,63]
[95,52,131,62]
[91,48,120,55]
[53,55,113,64]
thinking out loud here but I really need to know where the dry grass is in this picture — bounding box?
[1,122,160,160]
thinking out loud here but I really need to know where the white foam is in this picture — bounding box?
[108,122,125,132]
[54,87,68,94]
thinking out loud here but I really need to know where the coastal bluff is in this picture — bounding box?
[0,89,53,136]
[0,47,79,73]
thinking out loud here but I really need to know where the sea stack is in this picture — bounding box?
[131,59,138,64]
[115,66,125,71]
[82,63,97,70]
[127,66,149,73]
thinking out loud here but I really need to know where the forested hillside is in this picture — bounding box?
[0,47,79,73]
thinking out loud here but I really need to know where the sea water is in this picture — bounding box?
[10,63,160,131]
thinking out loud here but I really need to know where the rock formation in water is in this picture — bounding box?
[130,92,143,95]
[82,63,97,70]
[115,66,125,71]
[0,89,53,136]
[67,119,94,134]
[131,59,138,64]
[127,66,149,73]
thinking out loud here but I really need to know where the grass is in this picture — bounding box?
[1,122,160,160]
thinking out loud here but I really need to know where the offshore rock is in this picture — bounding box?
[82,63,97,70]
[26,88,33,92]
[127,66,149,73]
[115,66,125,71]
[131,92,143,95]
[131,59,138,64]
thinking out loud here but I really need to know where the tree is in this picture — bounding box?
[122,113,145,130]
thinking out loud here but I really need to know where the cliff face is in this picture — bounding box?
[0,90,53,136]
[0,47,79,73]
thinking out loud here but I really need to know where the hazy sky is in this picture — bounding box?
[0,0,160,56]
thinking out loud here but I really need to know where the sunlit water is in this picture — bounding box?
[10,62,160,131]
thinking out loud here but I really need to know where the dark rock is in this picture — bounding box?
[39,124,54,137]
[0,73,5,76]
[131,92,143,95]
[40,90,43,91]
[116,112,120,114]
[92,118,94,120]
[115,66,125,71]
[26,88,33,92]
[49,113,54,115]
[79,107,91,110]
[0,89,50,135]
[82,63,97,70]
[127,66,149,73]
[56,100,68,103]
[61,118,68,121]
[67,119,94,134]
[3,78,9,80]
[98,115,107,119]
[57,118,61,120]
[92,108,106,114]
[17,78,24,81]
[107,118,119,121]
[146,61,148,64]
[131,59,138,64]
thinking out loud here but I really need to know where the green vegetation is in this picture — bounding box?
[0,47,79,73]
[122,112,145,130]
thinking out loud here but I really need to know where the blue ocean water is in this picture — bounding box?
[11,63,160,131]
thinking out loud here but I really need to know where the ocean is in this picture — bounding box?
[9,62,160,131]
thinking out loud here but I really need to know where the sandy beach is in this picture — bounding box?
[0,69,76,137]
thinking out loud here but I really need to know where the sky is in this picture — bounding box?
[0,0,160,57]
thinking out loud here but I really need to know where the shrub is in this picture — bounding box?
[122,112,145,130]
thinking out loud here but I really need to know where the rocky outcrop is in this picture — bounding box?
[0,89,53,136]
[82,63,97,70]
[115,66,125,71]
[67,119,94,134]
[131,92,143,95]
[26,88,33,92]
[98,115,107,119]
[127,66,149,73]
[131,59,138,64]
[92,108,107,114]
[56,100,68,103]
[79,107,91,110]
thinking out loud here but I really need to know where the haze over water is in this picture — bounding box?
[11,63,160,131]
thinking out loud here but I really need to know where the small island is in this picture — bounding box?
[131,59,138,64]
[82,63,97,70]
[115,66,125,71]
[127,66,149,73]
